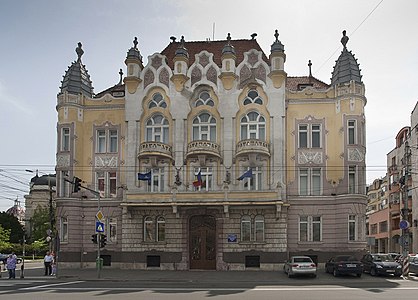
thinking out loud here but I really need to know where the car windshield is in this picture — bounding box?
[372,255,394,262]
[335,256,356,261]
[294,257,312,263]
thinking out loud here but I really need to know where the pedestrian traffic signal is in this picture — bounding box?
[91,234,98,244]
[73,177,82,193]
[99,234,107,248]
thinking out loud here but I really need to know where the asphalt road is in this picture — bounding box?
[1,261,418,300]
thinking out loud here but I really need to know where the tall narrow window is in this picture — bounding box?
[108,218,117,243]
[96,171,117,198]
[109,172,117,197]
[97,130,106,153]
[348,215,357,241]
[243,167,262,191]
[349,166,356,194]
[194,167,213,191]
[192,113,216,142]
[60,217,68,242]
[96,128,119,153]
[348,120,356,145]
[147,168,165,192]
[61,128,70,151]
[144,216,155,242]
[59,170,70,197]
[311,125,321,148]
[299,168,322,196]
[240,112,265,141]
[298,125,308,148]
[299,216,308,241]
[157,216,166,242]
[146,114,169,144]
[241,216,251,242]
[299,216,322,242]
[254,215,265,242]
[312,168,321,196]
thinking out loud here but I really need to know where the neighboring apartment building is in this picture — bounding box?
[409,102,418,254]
[55,30,367,270]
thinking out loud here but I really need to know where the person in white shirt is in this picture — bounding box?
[44,251,54,276]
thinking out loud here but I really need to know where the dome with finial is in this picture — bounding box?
[331,30,362,85]
[60,42,94,97]
[126,36,143,61]
[222,33,235,55]
[270,29,284,53]
[175,36,189,58]
[6,198,25,223]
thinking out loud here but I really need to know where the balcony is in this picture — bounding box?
[186,140,221,159]
[235,139,270,158]
[138,141,173,160]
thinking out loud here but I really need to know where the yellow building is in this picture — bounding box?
[56,31,366,270]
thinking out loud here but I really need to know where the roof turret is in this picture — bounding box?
[126,37,143,61]
[60,42,94,97]
[270,29,285,53]
[222,33,236,55]
[331,31,362,85]
[175,36,189,58]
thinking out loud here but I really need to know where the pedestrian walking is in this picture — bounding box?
[51,251,56,276]
[6,253,17,279]
[44,251,53,276]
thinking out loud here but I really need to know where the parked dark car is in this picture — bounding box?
[0,253,22,264]
[409,255,418,275]
[325,255,363,277]
[361,253,402,276]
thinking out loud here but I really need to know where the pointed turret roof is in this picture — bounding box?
[331,31,362,85]
[60,42,94,97]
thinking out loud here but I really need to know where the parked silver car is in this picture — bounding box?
[284,256,317,278]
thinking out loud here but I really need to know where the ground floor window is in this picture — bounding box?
[299,215,321,242]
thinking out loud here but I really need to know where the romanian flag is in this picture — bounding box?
[193,170,202,187]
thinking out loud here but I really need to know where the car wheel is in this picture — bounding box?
[333,269,338,277]
[370,268,377,276]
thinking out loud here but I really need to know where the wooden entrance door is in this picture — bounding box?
[189,215,216,270]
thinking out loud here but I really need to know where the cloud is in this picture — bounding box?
[0,80,34,116]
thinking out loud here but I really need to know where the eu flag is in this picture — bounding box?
[138,171,151,182]
[237,168,253,180]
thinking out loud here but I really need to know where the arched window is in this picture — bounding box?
[243,89,263,105]
[144,216,155,242]
[157,216,165,242]
[148,92,167,109]
[192,113,216,141]
[241,215,251,242]
[195,91,214,107]
[146,114,169,143]
[240,112,265,140]
[254,215,265,241]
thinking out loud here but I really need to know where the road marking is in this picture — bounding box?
[20,281,85,290]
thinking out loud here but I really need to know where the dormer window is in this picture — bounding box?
[297,83,313,91]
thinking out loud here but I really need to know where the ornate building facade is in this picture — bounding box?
[55,30,367,270]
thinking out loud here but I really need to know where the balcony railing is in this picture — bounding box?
[235,139,270,157]
[138,141,173,160]
[186,140,221,158]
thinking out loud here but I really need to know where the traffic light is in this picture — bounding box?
[91,234,98,244]
[99,234,107,248]
[73,177,82,193]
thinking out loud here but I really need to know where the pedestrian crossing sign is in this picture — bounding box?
[96,221,105,233]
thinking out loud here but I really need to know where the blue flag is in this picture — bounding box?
[138,171,151,182]
[237,168,253,180]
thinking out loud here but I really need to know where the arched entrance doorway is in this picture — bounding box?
[189,215,216,270]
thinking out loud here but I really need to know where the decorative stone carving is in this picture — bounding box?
[207,66,217,85]
[239,65,251,84]
[56,154,70,168]
[254,65,266,84]
[247,52,258,67]
[199,53,209,67]
[143,69,155,89]
[191,67,202,86]
[298,151,323,164]
[159,68,169,88]
[348,148,365,162]
[151,56,162,69]
[95,155,118,168]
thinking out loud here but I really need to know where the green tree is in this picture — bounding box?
[0,212,24,243]
[31,205,50,242]
[0,224,11,250]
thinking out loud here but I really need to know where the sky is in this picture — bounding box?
[0,0,417,212]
